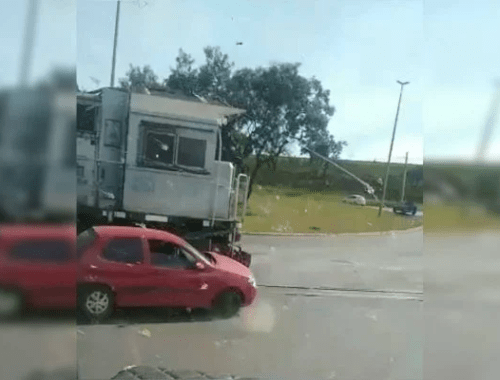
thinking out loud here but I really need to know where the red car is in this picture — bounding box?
[77,226,257,321]
[0,224,76,318]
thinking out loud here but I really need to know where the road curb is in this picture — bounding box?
[241,225,423,237]
[110,366,265,379]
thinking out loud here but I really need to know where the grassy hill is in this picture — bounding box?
[244,156,423,204]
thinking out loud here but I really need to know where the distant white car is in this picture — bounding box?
[342,194,366,206]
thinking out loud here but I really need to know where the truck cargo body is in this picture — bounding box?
[0,85,75,222]
[77,88,250,264]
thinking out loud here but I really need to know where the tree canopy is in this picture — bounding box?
[119,64,159,92]
[120,46,346,197]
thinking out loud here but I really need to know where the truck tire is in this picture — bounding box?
[78,285,114,323]
[412,208,417,216]
[212,291,241,319]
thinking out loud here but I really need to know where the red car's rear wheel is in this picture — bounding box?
[0,288,24,319]
[79,285,114,323]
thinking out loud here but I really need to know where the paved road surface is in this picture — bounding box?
[243,231,423,293]
[0,230,434,380]
[75,232,423,380]
[76,287,422,380]
[424,231,500,380]
[5,230,499,380]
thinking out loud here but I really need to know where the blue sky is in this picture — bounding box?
[2,0,500,164]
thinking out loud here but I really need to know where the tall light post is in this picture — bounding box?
[19,0,38,86]
[110,0,121,87]
[400,151,409,202]
[378,80,410,217]
[476,80,500,162]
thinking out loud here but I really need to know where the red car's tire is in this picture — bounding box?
[212,291,242,319]
[78,285,114,323]
[0,288,25,320]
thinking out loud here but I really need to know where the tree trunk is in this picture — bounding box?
[322,161,329,178]
[246,159,263,200]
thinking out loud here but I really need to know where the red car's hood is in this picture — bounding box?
[207,252,253,278]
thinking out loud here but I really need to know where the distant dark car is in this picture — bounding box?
[77,226,257,322]
[393,201,417,216]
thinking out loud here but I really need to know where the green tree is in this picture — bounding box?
[476,174,500,203]
[227,62,344,197]
[133,46,346,198]
[165,49,199,95]
[119,64,159,91]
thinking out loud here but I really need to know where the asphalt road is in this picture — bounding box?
[424,231,500,380]
[74,231,424,380]
[243,231,423,294]
[76,288,422,380]
[4,228,499,380]
[0,229,447,380]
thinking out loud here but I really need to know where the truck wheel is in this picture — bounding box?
[212,291,241,319]
[393,208,397,214]
[78,285,114,323]
[0,288,24,320]
[412,208,417,216]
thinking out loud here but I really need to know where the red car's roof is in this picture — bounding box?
[0,224,75,240]
[91,226,185,244]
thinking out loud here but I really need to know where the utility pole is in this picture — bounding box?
[19,0,38,86]
[378,80,409,217]
[110,0,121,87]
[476,80,500,162]
[400,152,409,202]
[304,147,377,199]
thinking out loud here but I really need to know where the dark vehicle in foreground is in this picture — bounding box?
[393,201,417,216]
[77,226,257,322]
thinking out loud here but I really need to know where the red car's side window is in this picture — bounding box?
[148,239,195,268]
[9,240,73,263]
[103,238,144,264]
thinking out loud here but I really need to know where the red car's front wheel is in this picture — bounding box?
[212,291,242,319]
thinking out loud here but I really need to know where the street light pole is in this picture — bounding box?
[19,0,38,86]
[378,80,409,217]
[110,0,121,87]
[401,151,409,202]
[476,80,500,162]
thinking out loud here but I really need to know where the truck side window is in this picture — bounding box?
[144,132,175,167]
[177,137,206,168]
[77,104,96,132]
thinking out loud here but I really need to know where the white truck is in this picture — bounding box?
[77,87,251,266]
[0,75,76,223]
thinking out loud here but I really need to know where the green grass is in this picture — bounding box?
[242,186,422,234]
[424,202,500,232]
[243,155,423,204]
